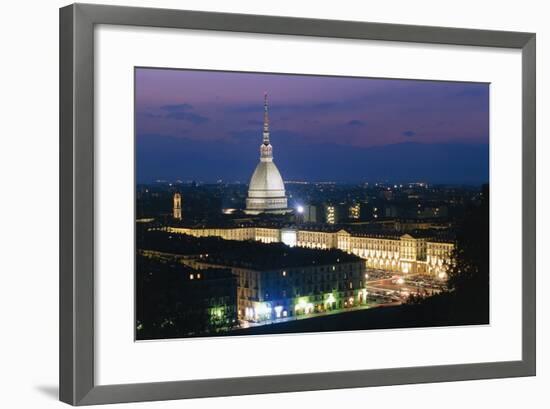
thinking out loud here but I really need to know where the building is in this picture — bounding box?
[426,240,455,278]
[393,218,451,232]
[324,204,342,224]
[348,203,361,219]
[245,93,291,215]
[180,247,366,323]
[173,192,182,220]
[165,225,454,277]
[237,261,365,322]
[135,253,238,338]
[182,267,238,333]
[295,204,319,223]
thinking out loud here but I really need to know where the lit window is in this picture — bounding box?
[189,274,194,280]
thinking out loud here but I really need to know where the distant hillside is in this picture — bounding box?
[137,134,489,185]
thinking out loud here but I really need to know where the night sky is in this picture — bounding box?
[136,68,489,185]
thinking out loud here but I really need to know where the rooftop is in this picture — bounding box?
[138,231,361,270]
[207,242,360,270]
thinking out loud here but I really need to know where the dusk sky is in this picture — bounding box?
[136,68,489,184]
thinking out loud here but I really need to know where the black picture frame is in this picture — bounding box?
[60,3,536,405]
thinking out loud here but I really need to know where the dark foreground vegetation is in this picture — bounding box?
[420,183,489,324]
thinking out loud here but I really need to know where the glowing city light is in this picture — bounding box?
[295,298,315,314]
[297,205,304,214]
[255,303,272,318]
[297,298,308,310]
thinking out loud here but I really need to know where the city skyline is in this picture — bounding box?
[136,68,489,185]
[135,68,490,338]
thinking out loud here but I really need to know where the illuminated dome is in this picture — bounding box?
[249,161,286,196]
[245,94,291,215]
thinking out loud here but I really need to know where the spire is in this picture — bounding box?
[260,92,273,162]
[263,92,270,145]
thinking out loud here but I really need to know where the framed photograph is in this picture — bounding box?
[60,3,536,405]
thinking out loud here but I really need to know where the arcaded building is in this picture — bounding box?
[165,225,455,278]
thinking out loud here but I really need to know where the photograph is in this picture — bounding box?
[134,68,490,340]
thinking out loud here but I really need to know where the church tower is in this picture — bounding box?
[173,192,182,220]
[245,93,290,215]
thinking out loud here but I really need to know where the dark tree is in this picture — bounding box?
[404,184,489,325]
[447,184,489,320]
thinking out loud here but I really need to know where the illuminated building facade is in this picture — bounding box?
[426,241,455,278]
[173,192,182,220]
[182,257,366,322]
[325,205,336,224]
[165,226,454,277]
[349,203,361,219]
[324,204,343,224]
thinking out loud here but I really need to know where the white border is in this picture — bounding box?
[95,24,522,385]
